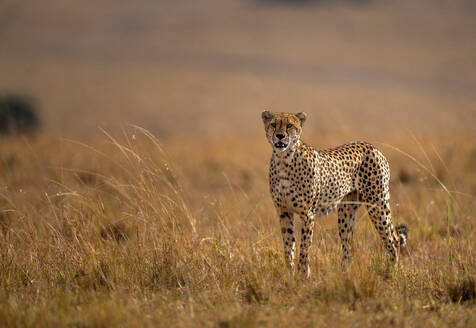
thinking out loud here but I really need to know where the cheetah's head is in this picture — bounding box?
[261,111,307,152]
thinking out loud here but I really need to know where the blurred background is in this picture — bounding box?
[0,0,475,140]
[1,2,476,325]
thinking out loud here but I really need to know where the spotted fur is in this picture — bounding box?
[262,111,408,277]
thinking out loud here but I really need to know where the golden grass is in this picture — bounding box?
[0,129,475,327]
[0,0,475,325]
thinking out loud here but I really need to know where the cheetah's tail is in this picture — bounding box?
[396,224,408,247]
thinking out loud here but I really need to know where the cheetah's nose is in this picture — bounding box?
[276,134,285,140]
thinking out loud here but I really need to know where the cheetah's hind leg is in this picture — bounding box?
[337,191,360,265]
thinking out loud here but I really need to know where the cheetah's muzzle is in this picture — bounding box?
[274,141,288,149]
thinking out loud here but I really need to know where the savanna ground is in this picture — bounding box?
[1,0,476,327]
[1,131,475,327]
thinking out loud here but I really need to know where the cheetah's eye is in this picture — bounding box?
[287,124,293,129]
[270,123,276,128]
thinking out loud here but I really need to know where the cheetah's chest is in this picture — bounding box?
[271,156,319,211]
[271,161,293,206]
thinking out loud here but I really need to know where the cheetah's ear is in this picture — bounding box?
[295,112,307,126]
[262,110,273,124]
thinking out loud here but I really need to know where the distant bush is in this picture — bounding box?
[0,94,40,135]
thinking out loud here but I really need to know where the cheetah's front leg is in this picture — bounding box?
[298,212,315,278]
[278,209,296,274]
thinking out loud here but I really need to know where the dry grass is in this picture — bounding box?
[0,2,475,325]
[0,128,475,327]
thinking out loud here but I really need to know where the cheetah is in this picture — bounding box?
[262,111,408,277]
